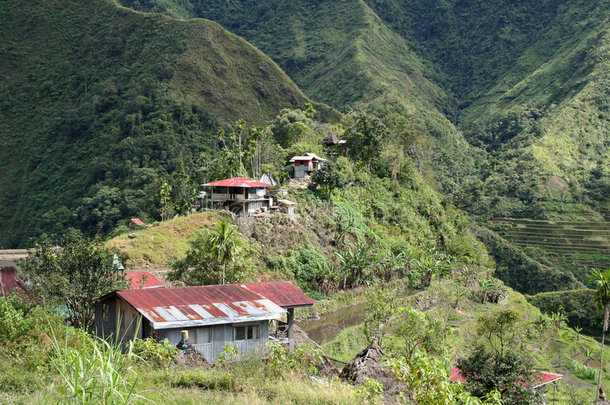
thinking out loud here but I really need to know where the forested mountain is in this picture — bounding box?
[121,0,609,291]
[0,0,607,292]
[0,0,327,247]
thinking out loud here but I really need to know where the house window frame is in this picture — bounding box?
[233,323,260,341]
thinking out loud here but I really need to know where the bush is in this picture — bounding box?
[566,359,597,382]
[0,296,32,341]
[133,338,178,368]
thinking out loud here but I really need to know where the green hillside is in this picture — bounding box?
[0,0,321,248]
[118,0,609,291]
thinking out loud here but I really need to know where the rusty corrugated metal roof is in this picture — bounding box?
[203,177,272,188]
[115,283,286,329]
[243,281,314,308]
[0,266,28,298]
[125,271,165,289]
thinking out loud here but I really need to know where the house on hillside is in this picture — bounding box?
[321,132,347,156]
[128,218,146,230]
[94,281,313,361]
[288,153,327,178]
[204,177,273,215]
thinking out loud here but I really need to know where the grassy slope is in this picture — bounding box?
[0,0,317,248]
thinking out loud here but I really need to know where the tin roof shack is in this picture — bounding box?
[244,281,314,349]
[289,153,327,178]
[204,177,273,215]
[95,283,307,361]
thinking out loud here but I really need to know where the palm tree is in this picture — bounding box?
[208,220,245,284]
[589,267,610,400]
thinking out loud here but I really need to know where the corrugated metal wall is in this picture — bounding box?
[159,321,269,362]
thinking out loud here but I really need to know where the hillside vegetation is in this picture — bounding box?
[0,0,324,248]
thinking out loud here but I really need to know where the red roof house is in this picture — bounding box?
[203,177,273,215]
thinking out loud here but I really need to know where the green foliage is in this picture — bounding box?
[527,289,602,337]
[341,111,389,168]
[351,378,384,404]
[0,296,32,341]
[266,342,324,376]
[215,342,240,368]
[311,162,345,200]
[132,338,178,368]
[292,247,327,285]
[395,307,447,360]
[566,359,598,382]
[169,220,255,285]
[476,227,583,294]
[363,283,398,346]
[0,0,317,248]
[18,234,127,331]
[49,328,142,404]
[457,347,540,405]
[385,351,502,405]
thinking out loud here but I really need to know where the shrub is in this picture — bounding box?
[566,359,597,382]
[133,338,178,368]
[0,296,32,341]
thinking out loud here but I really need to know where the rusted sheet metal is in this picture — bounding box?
[243,281,314,308]
[125,271,165,289]
[116,284,286,329]
[0,266,28,298]
[204,177,271,188]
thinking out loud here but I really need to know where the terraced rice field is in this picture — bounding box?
[492,218,610,270]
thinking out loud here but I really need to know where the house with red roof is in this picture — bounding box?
[203,177,273,215]
[95,281,313,361]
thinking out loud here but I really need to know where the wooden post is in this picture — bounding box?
[287,307,295,350]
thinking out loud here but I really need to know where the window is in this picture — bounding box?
[197,327,212,344]
[233,324,260,341]
[186,327,212,344]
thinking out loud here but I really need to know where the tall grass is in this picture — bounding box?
[49,328,143,404]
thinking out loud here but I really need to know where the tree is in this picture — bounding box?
[589,267,610,398]
[311,161,343,200]
[458,309,540,404]
[396,307,447,360]
[169,220,253,285]
[18,233,126,331]
[363,283,398,346]
[342,111,388,168]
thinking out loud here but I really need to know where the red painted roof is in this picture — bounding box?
[532,372,564,388]
[450,367,563,389]
[0,266,28,297]
[244,281,314,308]
[130,218,145,226]
[110,283,286,329]
[204,177,272,188]
[125,271,165,289]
